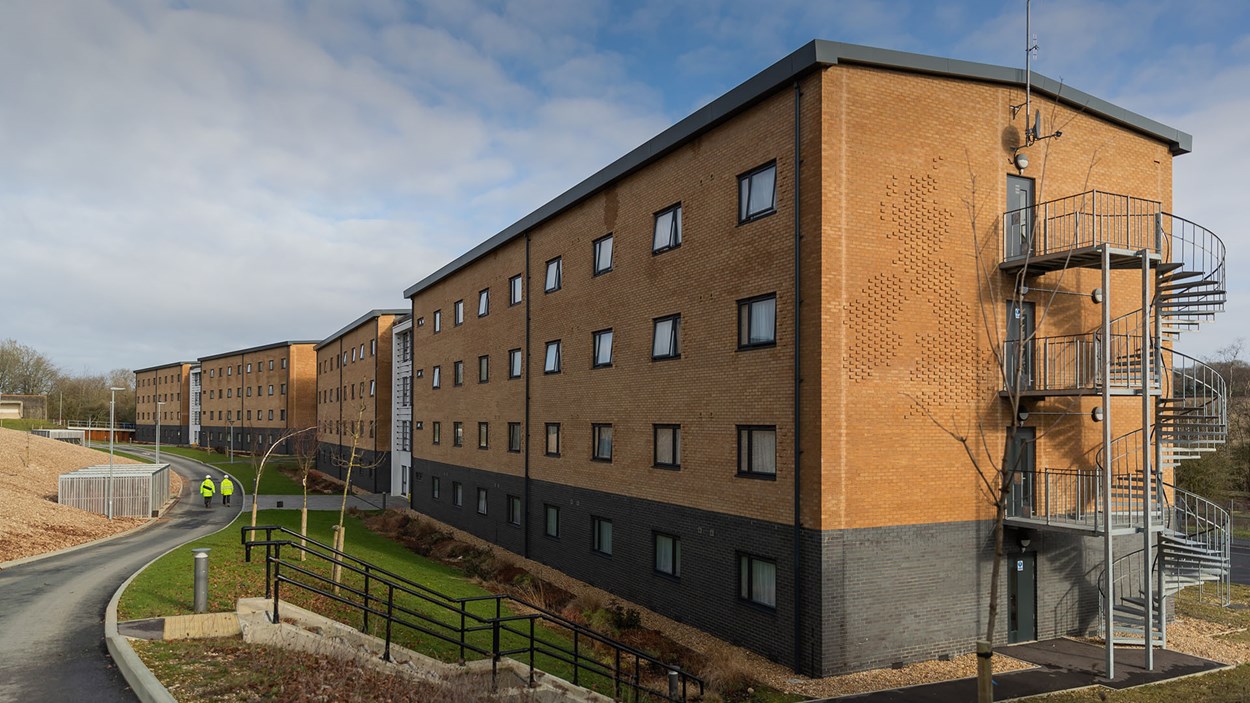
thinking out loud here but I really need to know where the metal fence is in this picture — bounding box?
[57,463,171,518]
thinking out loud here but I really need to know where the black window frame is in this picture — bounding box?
[651,314,681,360]
[544,504,560,538]
[738,160,778,224]
[737,293,778,349]
[591,423,613,462]
[509,274,523,306]
[738,552,777,609]
[432,365,441,389]
[737,425,778,478]
[545,423,560,457]
[431,476,441,500]
[544,257,562,293]
[476,487,488,515]
[592,233,614,276]
[653,424,681,469]
[478,288,490,318]
[652,203,683,254]
[591,516,613,556]
[508,422,522,453]
[433,310,442,333]
[544,340,562,374]
[507,495,522,526]
[453,360,464,387]
[654,532,681,579]
[453,421,464,447]
[452,481,463,508]
[454,299,464,326]
[592,328,613,368]
[478,421,488,449]
[508,348,522,379]
[478,355,489,383]
[431,421,441,445]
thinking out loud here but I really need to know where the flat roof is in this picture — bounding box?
[133,361,197,374]
[403,39,1192,300]
[198,340,320,363]
[315,309,410,351]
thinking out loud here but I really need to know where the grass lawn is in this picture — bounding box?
[119,510,641,699]
[152,445,305,494]
[0,418,65,431]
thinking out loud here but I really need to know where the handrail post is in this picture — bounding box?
[363,566,371,633]
[573,630,580,686]
[615,647,622,700]
[271,543,282,625]
[529,617,536,686]
[459,601,467,663]
[384,584,394,662]
[264,543,273,600]
[492,620,501,688]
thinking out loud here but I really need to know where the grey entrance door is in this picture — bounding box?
[1009,551,1038,643]
[1006,301,1036,391]
[1007,175,1035,258]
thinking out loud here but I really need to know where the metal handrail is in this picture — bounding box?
[242,525,703,702]
[1002,190,1167,261]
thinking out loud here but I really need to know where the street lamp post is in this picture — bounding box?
[156,400,165,465]
[108,386,125,519]
[227,419,234,463]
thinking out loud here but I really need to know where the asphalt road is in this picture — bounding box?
[0,449,240,703]
[1232,538,1250,586]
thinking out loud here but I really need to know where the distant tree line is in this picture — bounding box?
[0,339,135,424]
[1175,339,1250,501]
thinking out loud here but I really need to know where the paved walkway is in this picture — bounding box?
[821,638,1225,701]
[244,493,400,512]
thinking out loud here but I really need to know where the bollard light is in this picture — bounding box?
[192,547,212,613]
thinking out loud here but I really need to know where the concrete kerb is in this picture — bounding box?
[105,453,245,703]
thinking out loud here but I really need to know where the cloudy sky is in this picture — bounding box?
[2,0,1246,375]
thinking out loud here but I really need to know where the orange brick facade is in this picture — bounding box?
[402,43,1201,676]
[197,341,317,455]
[134,362,193,445]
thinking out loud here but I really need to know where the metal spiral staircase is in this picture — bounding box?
[1000,190,1230,653]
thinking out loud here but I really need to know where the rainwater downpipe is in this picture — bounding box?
[791,78,804,675]
[524,232,532,559]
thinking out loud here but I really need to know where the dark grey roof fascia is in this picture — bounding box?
[315,309,410,351]
[813,40,1192,154]
[198,340,320,363]
[133,361,198,374]
[402,39,1191,300]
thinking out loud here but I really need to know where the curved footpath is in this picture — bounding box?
[0,450,240,703]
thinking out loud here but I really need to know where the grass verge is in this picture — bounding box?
[153,445,305,494]
[1015,662,1250,702]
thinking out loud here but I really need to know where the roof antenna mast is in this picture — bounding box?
[1011,0,1060,148]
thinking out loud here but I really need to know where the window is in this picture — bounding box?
[593,234,613,275]
[478,355,489,383]
[738,294,777,348]
[477,488,488,515]
[454,360,464,386]
[592,517,613,556]
[210,369,215,378]
[247,362,252,373]
[738,426,777,476]
[280,409,286,421]
[544,257,562,293]
[509,274,523,305]
[246,386,252,397]
[360,343,366,359]
[268,384,274,396]
[432,366,441,389]
[655,533,681,578]
[652,315,681,359]
[454,300,464,326]
[369,379,375,396]
[227,366,232,376]
[453,481,463,507]
[281,358,287,369]
[401,420,411,451]
[545,505,560,538]
[739,554,777,608]
[269,360,274,370]
[352,347,357,362]
[508,422,522,452]
[370,340,375,356]
[434,310,442,333]
[432,421,441,445]
[739,161,777,223]
[545,423,560,456]
[281,383,286,395]
[453,422,464,447]
[507,495,522,526]
[592,329,613,368]
[478,421,488,449]
[544,341,561,374]
[432,476,441,499]
[653,204,682,253]
[654,425,681,468]
[268,410,274,421]
[592,424,613,462]
[478,289,489,317]
[508,349,522,379]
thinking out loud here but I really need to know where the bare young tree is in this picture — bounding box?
[328,401,384,589]
[291,429,320,561]
[249,426,317,528]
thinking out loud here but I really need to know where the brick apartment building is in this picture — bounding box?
[315,309,406,492]
[400,40,1230,676]
[134,362,195,445]
[198,341,318,455]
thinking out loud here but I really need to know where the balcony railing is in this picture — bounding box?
[1006,468,1161,532]
[1003,332,1159,394]
[1003,190,1165,261]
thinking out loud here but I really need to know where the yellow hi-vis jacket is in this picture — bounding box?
[220,477,235,496]
[200,479,215,497]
